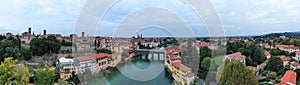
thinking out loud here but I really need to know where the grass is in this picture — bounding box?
[212,55,223,66]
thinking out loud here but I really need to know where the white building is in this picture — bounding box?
[290,62,300,70]
[74,56,97,73]
[57,57,76,79]
[294,51,300,61]
[224,52,246,64]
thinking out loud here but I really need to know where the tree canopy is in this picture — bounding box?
[219,60,259,85]
[30,36,61,56]
[0,57,30,85]
[265,56,283,72]
[34,65,56,85]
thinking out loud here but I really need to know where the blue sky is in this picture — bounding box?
[0,0,299,37]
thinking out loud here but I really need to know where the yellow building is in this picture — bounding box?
[171,62,195,85]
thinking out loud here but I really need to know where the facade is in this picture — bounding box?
[74,56,97,73]
[92,53,111,71]
[294,51,300,61]
[57,57,76,79]
[224,52,246,64]
[276,44,299,53]
[164,46,195,85]
[171,62,195,85]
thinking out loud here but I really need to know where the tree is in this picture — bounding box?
[265,57,283,72]
[30,36,61,56]
[13,64,30,85]
[219,60,259,85]
[294,69,300,80]
[253,47,266,65]
[201,57,212,70]
[199,46,212,62]
[216,60,229,83]
[57,79,68,85]
[67,71,80,84]
[0,57,31,85]
[0,57,16,84]
[34,65,55,85]
[0,38,31,62]
[269,72,277,79]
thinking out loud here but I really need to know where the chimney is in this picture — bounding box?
[28,27,32,35]
[82,32,85,38]
[43,29,47,36]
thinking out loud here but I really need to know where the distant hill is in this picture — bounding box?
[256,31,300,38]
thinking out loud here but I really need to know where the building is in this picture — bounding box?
[92,53,111,71]
[171,62,195,85]
[74,56,97,73]
[57,57,76,79]
[294,51,300,61]
[164,46,195,85]
[280,56,292,67]
[290,62,300,70]
[224,52,246,64]
[276,44,299,53]
[275,70,297,85]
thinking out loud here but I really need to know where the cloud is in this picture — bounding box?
[0,0,86,35]
[210,0,300,36]
[0,0,299,36]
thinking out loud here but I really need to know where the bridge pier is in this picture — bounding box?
[134,49,165,61]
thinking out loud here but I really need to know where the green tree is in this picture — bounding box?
[30,36,61,56]
[201,57,212,70]
[13,64,30,85]
[57,79,68,85]
[219,60,259,85]
[199,46,212,61]
[294,69,300,80]
[216,60,229,83]
[34,65,55,85]
[0,57,16,84]
[265,57,283,72]
[67,71,80,84]
[269,72,277,79]
[253,47,266,65]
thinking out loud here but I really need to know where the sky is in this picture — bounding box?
[0,0,300,37]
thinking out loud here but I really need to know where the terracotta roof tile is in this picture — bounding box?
[280,56,291,61]
[77,56,96,61]
[291,62,300,67]
[92,53,111,59]
[172,62,191,72]
[227,52,246,61]
[276,70,297,85]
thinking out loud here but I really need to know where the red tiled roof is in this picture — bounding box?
[226,52,246,61]
[264,50,271,56]
[275,70,297,85]
[187,73,194,78]
[92,53,111,59]
[297,51,300,55]
[280,56,291,61]
[277,44,298,49]
[172,62,191,72]
[77,56,96,61]
[198,42,211,47]
[169,55,182,61]
[291,62,300,67]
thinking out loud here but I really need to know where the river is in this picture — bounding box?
[89,54,174,85]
